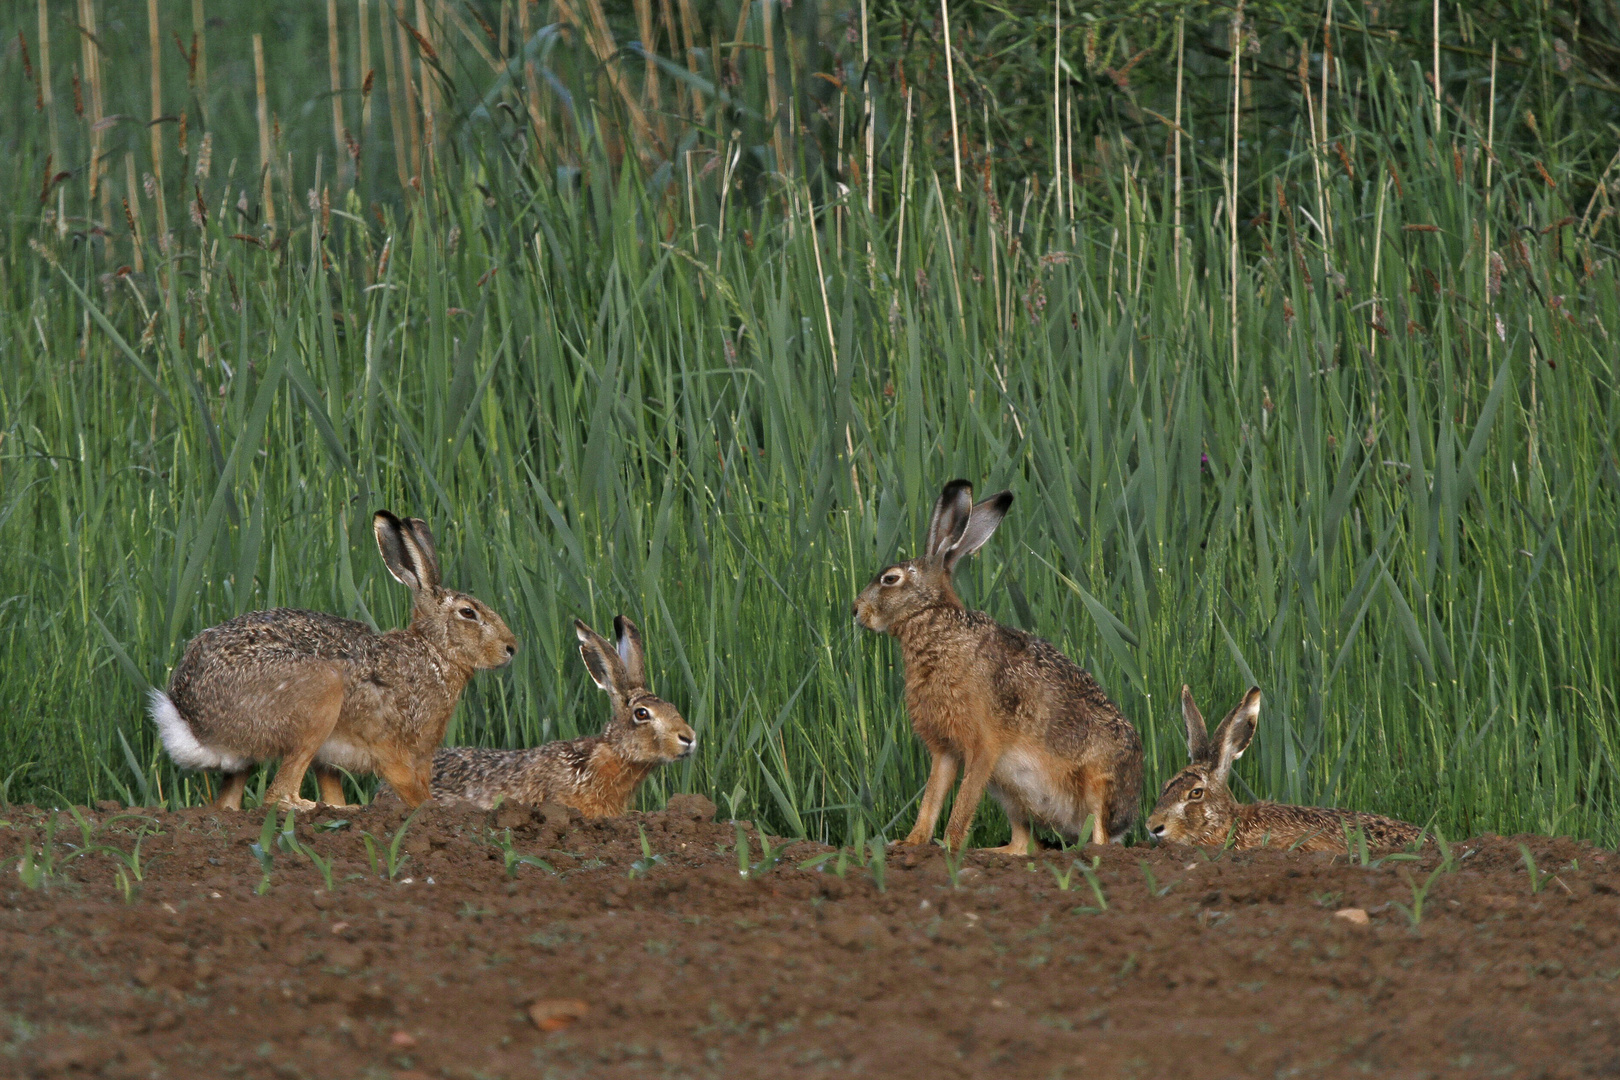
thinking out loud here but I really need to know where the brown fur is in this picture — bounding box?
[854,480,1144,852]
[1146,686,1422,854]
[431,616,694,816]
[153,512,517,810]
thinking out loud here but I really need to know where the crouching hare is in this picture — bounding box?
[1146,686,1422,853]
[431,616,695,816]
[150,511,518,810]
[854,479,1144,853]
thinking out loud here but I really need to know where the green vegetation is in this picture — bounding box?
[2,3,1619,847]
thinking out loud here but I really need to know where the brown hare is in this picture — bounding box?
[431,616,695,816]
[150,511,517,810]
[853,479,1144,853]
[1146,686,1422,853]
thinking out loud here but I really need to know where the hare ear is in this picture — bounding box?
[403,518,441,589]
[374,511,426,591]
[1182,685,1211,763]
[1210,687,1262,782]
[926,480,975,559]
[575,619,629,701]
[613,615,647,689]
[940,491,1013,572]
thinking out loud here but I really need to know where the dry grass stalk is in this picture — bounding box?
[940,0,960,191]
[358,0,373,139]
[1432,0,1441,135]
[191,0,208,121]
[253,33,276,232]
[1173,16,1184,287]
[395,11,422,182]
[37,0,58,162]
[417,0,438,172]
[78,0,105,209]
[894,87,913,278]
[149,0,170,238]
[633,0,661,133]
[124,152,146,274]
[377,0,410,191]
[1052,0,1061,215]
[328,0,349,185]
[1228,1,1242,377]
[676,0,704,117]
[762,0,786,176]
[861,0,872,211]
[573,0,658,155]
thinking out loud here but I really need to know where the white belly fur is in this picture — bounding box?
[316,737,375,772]
[992,746,1084,835]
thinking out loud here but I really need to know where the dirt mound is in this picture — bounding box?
[1,799,1617,1078]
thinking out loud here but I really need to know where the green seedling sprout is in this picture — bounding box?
[1045,860,1077,891]
[1139,860,1174,898]
[942,840,969,889]
[1073,856,1108,914]
[490,827,555,878]
[291,836,336,892]
[1520,844,1553,895]
[865,837,887,893]
[1392,863,1447,928]
[96,824,156,884]
[357,805,423,881]
[248,805,278,894]
[628,825,666,879]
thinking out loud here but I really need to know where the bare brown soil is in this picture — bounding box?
[1,797,1617,1079]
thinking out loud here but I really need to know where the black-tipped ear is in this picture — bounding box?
[1182,685,1211,763]
[926,480,975,559]
[940,490,1012,572]
[613,615,647,689]
[403,518,441,588]
[575,619,628,700]
[374,510,425,591]
[1211,687,1262,783]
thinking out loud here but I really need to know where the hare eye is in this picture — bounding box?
[1188,787,1204,801]
[882,572,902,586]
[459,607,478,620]
[633,707,651,722]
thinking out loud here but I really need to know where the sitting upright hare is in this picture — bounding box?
[1146,686,1422,853]
[854,479,1144,852]
[431,616,695,816]
[150,511,517,810]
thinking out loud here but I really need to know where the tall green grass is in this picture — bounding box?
[2,4,1619,846]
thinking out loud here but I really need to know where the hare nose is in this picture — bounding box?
[505,644,516,657]
[678,733,695,747]
[1149,824,1165,837]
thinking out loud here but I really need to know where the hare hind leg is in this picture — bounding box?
[983,782,1042,856]
[376,750,433,808]
[314,764,347,807]
[214,771,249,810]
[1080,770,1114,846]
[261,665,346,811]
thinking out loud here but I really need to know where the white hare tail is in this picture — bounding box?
[148,688,247,771]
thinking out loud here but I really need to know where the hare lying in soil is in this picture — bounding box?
[431,616,695,816]
[1146,686,1422,853]
[854,479,1144,853]
[150,511,517,810]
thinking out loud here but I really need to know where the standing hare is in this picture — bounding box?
[150,511,517,810]
[1146,686,1422,853]
[853,479,1144,852]
[431,616,695,815]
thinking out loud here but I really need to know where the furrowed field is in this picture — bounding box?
[3,0,1619,849]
